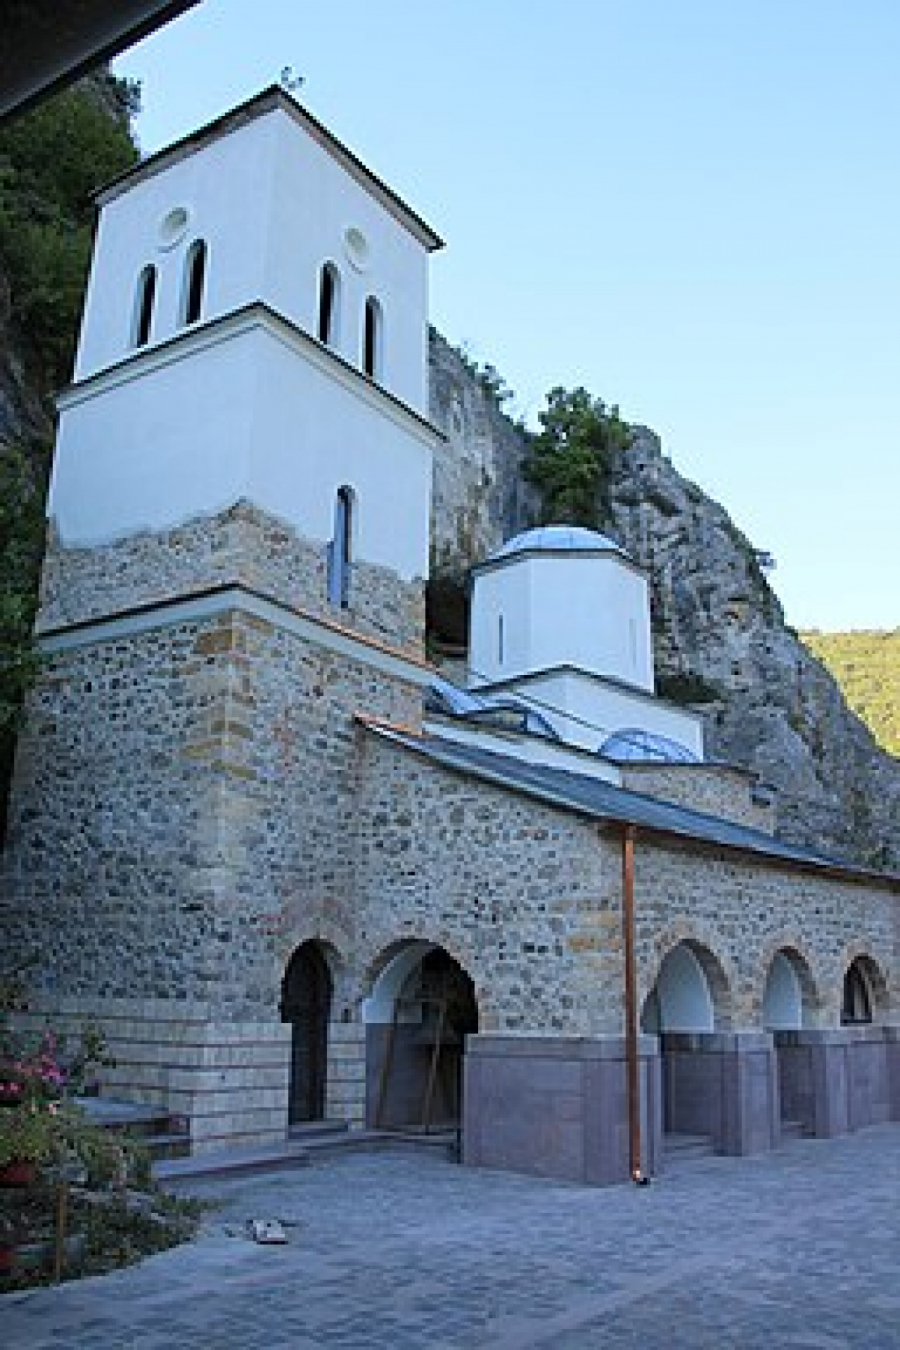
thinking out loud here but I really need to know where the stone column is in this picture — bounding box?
[326,1020,367,1128]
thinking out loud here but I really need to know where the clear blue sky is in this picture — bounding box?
[114,0,899,632]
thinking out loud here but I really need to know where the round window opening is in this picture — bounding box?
[343,226,370,272]
[159,206,190,250]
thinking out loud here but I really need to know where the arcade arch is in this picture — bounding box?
[364,940,478,1132]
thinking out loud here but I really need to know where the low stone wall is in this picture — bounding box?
[463,1034,661,1186]
[621,763,774,833]
[12,996,292,1153]
[775,1026,900,1138]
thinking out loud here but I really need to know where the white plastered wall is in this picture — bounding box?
[469,553,654,692]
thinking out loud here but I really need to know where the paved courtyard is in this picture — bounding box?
[3,1125,900,1348]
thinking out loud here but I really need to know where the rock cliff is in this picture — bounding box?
[427,331,899,872]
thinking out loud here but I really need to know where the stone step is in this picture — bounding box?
[662,1132,717,1162]
[781,1118,809,1141]
[154,1127,460,1185]
[75,1096,191,1160]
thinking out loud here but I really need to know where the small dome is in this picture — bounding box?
[486,525,628,563]
[600,728,699,764]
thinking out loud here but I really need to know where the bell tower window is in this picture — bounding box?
[181,239,207,325]
[363,296,382,379]
[318,262,340,346]
[327,485,354,609]
[132,265,156,348]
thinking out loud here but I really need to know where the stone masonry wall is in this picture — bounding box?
[620,763,775,832]
[353,736,897,1039]
[1,601,422,1017]
[38,499,425,656]
[630,837,898,1029]
[352,732,622,1034]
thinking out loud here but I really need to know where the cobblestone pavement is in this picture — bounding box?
[3,1125,900,1349]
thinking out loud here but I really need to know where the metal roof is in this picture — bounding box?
[362,720,900,889]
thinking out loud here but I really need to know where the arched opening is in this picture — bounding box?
[364,942,478,1133]
[763,947,818,1135]
[280,940,333,1126]
[842,956,875,1025]
[326,484,354,609]
[317,261,340,345]
[763,950,807,1031]
[181,239,207,325]
[362,295,382,379]
[642,941,716,1034]
[132,264,156,347]
[642,939,730,1147]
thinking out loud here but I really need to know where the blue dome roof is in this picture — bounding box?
[487,525,628,563]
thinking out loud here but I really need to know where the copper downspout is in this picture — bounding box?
[622,824,643,1182]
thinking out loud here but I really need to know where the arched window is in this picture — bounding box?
[181,239,207,325]
[327,485,354,609]
[363,296,382,379]
[132,264,156,348]
[318,262,340,346]
[841,960,872,1025]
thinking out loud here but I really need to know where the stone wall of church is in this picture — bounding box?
[350,734,897,1037]
[620,762,775,832]
[352,733,623,1034]
[1,601,423,1018]
[38,500,425,657]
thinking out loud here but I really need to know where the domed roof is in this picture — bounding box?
[486,525,628,564]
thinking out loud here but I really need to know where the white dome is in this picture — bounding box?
[486,525,628,564]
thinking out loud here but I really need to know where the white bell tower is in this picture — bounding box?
[46,87,442,638]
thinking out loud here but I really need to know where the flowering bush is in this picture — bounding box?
[0,1033,66,1108]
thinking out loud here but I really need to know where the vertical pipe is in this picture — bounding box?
[622,825,642,1181]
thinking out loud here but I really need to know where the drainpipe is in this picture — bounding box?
[621,824,645,1183]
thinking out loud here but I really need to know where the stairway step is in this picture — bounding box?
[663,1132,716,1161]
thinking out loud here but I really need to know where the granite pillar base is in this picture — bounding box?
[775,1026,896,1138]
[462,1034,661,1187]
[662,1031,779,1157]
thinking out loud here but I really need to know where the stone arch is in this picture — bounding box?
[361,934,481,1132]
[757,937,822,1030]
[280,938,335,1126]
[359,928,490,1024]
[642,924,735,1032]
[840,948,890,1025]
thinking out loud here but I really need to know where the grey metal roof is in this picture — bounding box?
[486,525,628,563]
[363,721,899,888]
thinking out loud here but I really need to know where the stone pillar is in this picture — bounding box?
[663,1031,778,1157]
[887,1027,900,1122]
[462,1034,661,1187]
[326,1020,366,1128]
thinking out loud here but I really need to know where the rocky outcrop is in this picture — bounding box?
[426,334,899,872]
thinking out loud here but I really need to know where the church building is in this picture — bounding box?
[3,87,898,1185]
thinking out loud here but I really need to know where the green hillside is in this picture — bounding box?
[801,629,900,758]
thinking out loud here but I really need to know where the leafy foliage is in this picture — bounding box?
[0,76,139,840]
[802,630,899,758]
[0,76,138,389]
[524,386,631,527]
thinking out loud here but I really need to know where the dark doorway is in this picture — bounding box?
[281,941,332,1125]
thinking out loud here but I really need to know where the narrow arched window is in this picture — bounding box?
[363,296,382,379]
[132,264,156,347]
[327,485,354,609]
[841,961,872,1025]
[318,262,340,346]
[181,239,207,325]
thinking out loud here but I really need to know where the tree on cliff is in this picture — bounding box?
[524,386,631,527]
[0,74,139,839]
